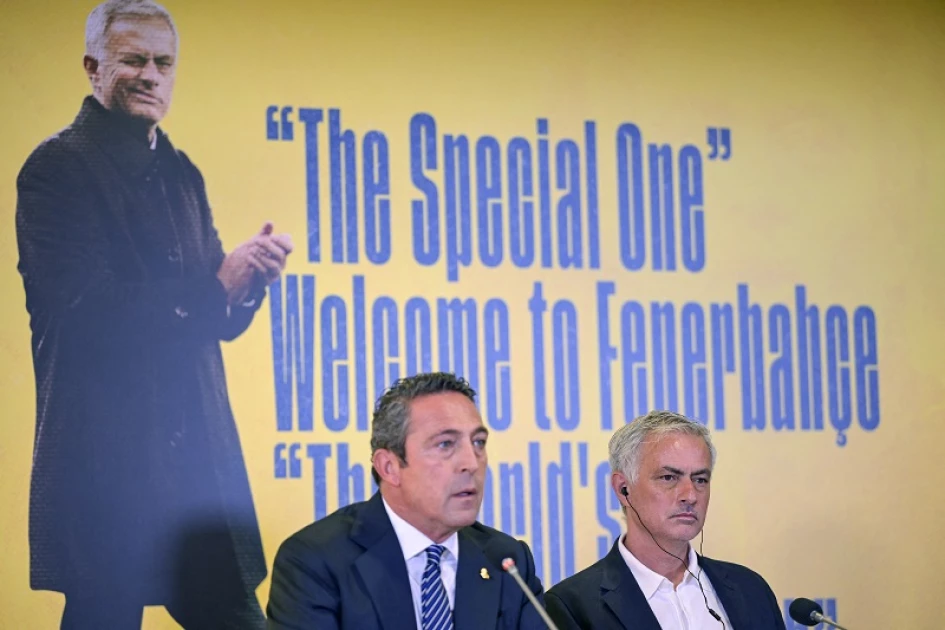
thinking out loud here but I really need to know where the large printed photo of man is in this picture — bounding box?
[14,1,292,627]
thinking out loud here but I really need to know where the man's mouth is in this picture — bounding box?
[671,513,698,521]
[129,89,159,103]
[453,489,478,498]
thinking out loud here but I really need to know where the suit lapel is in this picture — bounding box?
[352,494,417,630]
[452,529,502,630]
[600,540,663,630]
[700,557,750,630]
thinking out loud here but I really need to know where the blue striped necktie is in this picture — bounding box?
[420,544,453,630]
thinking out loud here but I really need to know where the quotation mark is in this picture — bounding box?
[267,105,295,141]
[274,443,303,478]
[707,127,731,160]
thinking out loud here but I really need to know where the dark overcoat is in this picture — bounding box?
[15,96,266,600]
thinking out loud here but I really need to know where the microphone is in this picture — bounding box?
[501,558,560,630]
[788,598,849,630]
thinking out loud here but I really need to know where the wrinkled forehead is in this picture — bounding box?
[405,392,486,437]
[642,432,712,466]
[103,16,177,53]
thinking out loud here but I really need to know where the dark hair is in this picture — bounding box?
[370,372,477,484]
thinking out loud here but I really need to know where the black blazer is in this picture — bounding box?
[267,493,547,629]
[546,539,786,630]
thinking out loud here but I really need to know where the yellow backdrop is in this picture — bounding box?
[1,0,943,627]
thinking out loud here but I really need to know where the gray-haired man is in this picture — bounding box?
[15,0,291,626]
[546,411,786,629]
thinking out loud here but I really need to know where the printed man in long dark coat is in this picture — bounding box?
[14,1,293,627]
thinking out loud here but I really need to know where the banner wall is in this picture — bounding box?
[1,1,943,627]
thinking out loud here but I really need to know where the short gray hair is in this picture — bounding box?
[609,410,717,483]
[370,372,477,484]
[85,0,177,60]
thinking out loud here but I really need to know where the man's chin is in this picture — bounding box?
[671,520,704,540]
[116,103,166,127]
[447,502,482,526]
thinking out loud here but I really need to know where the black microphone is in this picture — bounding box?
[501,558,560,630]
[788,598,849,630]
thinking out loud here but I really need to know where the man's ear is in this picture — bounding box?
[83,55,100,89]
[611,471,630,504]
[373,449,405,487]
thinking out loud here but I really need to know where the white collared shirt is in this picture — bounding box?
[618,535,732,629]
[383,497,459,629]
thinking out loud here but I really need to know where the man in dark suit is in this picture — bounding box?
[15,1,292,627]
[546,411,785,629]
[266,372,547,630]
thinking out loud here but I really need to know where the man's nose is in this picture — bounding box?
[456,441,480,473]
[139,59,161,85]
[678,477,697,504]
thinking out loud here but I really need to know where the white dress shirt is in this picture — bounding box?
[618,536,732,629]
[383,497,459,630]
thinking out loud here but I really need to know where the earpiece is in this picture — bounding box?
[618,482,723,628]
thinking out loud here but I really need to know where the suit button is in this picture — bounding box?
[174,306,189,319]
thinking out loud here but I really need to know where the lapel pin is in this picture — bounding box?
[480,567,490,580]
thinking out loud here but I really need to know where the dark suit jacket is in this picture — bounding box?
[546,539,785,630]
[266,493,547,629]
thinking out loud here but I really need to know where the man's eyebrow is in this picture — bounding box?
[116,51,175,60]
[428,429,461,441]
[658,466,711,477]
[426,427,489,442]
